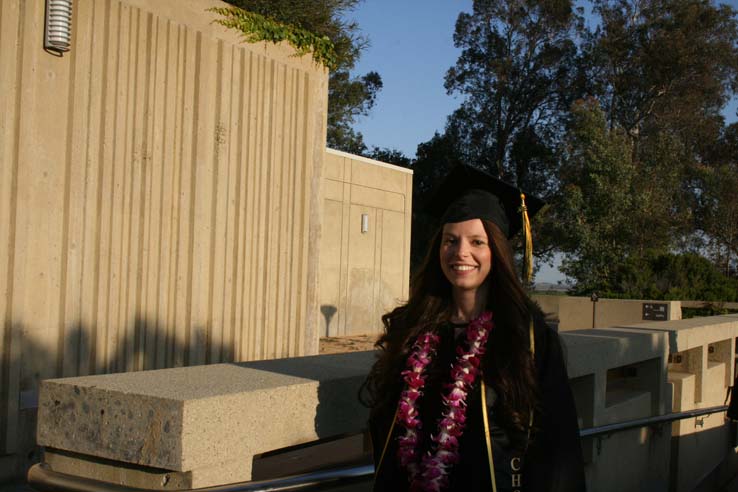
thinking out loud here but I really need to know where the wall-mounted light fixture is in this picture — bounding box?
[45,0,73,53]
[361,214,369,234]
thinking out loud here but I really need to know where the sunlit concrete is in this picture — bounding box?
[534,295,681,331]
[617,315,738,492]
[37,352,375,488]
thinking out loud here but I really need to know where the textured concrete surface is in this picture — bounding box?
[619,314,738,352]
[0,0,329,475]
[562,328,669,380]
[320,149,413,337]
[616,315,738,492]
[534,295,681,331]
[37,351,377,487]
[560,328,672,492]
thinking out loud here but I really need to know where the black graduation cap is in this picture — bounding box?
[427,165,546,282]
[426,165,545,238]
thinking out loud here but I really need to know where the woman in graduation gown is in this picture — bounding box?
[361,165,586,492]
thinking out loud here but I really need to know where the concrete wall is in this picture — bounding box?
[562,327,672,492]
[534,295,681,331]
[0,0,328,473]
[618,315,738,492]
[319,149,412,336]
[681,300,738,310]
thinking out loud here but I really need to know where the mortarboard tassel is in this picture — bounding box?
[520,193,533,285]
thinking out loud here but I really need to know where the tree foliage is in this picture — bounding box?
[222,0,382,153]
[588,0,738,148]
[561,0,738,293]
[367,147,413,168]
[444,0,584,191]
[328,70,382,153]
[693,144,738,276]
[210,7,338,68]
[577,251,738,302]
[554,99,636,290]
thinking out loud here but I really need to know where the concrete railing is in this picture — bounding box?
[34,314,738,491]
[616,315,738,492]
[533,295,682,331]
[681,300,738,310]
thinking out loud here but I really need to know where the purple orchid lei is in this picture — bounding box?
[395,312,493,492]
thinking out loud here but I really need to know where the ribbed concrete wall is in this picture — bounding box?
[0,0,328,459]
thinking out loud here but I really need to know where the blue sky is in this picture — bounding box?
[350,0,738,158]
[350,0,473,157]
[348,0,738,284]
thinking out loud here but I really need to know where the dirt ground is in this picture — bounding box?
[319,334,379,354]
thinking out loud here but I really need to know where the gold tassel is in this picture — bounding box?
[520,193,533,285]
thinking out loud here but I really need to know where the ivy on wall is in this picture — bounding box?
[209,7,337,70]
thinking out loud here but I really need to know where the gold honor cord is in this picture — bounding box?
[529,319,535,356]
[527,319,535,441]
[481,381,499,492]
[520,193,533,285]
[375,405,399,478]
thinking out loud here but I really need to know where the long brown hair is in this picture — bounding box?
[361,219,539,431]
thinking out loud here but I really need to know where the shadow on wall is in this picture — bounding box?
[245,353,375,482]
[582,418,734,492]
[320,305,337,337]
[669,417,735,492]
[1,316,218,479]
[235,351,372,440]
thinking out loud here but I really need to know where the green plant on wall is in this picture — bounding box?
[209,7,338,69]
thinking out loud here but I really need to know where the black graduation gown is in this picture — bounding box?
[369,318,586,492]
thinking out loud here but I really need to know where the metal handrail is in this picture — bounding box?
[28,405,730,492]
[580,404,728,438]
[27,462,375,492]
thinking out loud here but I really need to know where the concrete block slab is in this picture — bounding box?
[616,315,738,352]
[561,328,669,378]
[669,371,696,412]
[37,351,377,487]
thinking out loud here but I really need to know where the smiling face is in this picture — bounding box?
[439,219,492,296]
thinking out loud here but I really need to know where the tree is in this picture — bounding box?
[328,71,382,153]
[554,99,637,292]
[444,0,584,191]
[597,252,738,301]
[554,0,738,292]
[366,147,412,168]
[695,163,738,276]
[627,129,693,254]
[588,0,738,150]
[693,123,738,276]
[223,0,382,153]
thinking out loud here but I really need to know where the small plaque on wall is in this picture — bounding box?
[643,303,668,321]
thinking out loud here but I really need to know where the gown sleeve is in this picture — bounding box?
[525,319,587,492]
